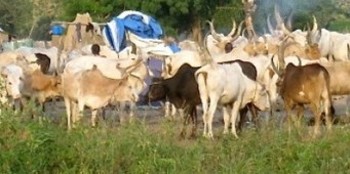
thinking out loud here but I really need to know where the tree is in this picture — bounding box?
[0,0,33,37]
[61,0,240,44]
[253,0,341,33]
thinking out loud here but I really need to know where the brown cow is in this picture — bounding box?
[62,65,139,130]
[271,42,333,137]
[21,69,61,111]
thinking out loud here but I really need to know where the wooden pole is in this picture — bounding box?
[242,0,257,40]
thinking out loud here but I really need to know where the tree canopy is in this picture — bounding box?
[0,0,349,41]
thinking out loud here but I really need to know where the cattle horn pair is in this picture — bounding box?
[274,4,292,36]
[206,19,222,42]
[231,21,244,41]
[206,19,239,42]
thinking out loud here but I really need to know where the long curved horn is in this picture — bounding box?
[312,15,318,34]
[206,19,221,42]
[281,23,292,36]
[227,19,237,37]
[306,23,312,45]
[203,31,214,63]
[271,55,283,77]
[231,21,244,41]
[274,4,284,28]
[267,15,274,34]
[278,38,288,69]
[286,10,293,31]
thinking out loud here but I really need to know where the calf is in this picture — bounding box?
[1,65,61,114]
[62,65,139,130]
[21,69,61,112]
[195,62,270,138]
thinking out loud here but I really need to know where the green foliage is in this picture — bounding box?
[2,109,350,173]
[0,0,349,40]
[31,16,52,41]
[0,0,33,37]
[328,19,350,32]
[60,0,113,22]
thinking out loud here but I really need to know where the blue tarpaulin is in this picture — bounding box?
[103,10,180,53]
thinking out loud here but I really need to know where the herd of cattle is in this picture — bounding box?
[2,11,350,139]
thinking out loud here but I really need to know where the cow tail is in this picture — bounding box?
[195,68,209,111]
[323,69,335,123]
[347,44,350,60]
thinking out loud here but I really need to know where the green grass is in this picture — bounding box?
[1,109,350,173]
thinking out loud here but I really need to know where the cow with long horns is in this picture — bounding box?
[271,41,333,137]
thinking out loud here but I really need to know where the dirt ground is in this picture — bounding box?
[42,95,350,132]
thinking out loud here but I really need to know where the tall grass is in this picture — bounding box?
[1,108,350,173]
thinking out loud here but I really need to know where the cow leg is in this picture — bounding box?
[230,101,241,138]
[129,101,136,123]
[199,90,209,137]
[164,101,171,118]
[64,98,72,130]
[324,98,333,131]
[190,107,198,139]
[91,109,98,127]
[285,106,292,134]
[71,101,79,128]
[171,104,177,118]
[223,106,231,134]
[77,101,85,121]
[41,102,46,113]
[119,102,127,124]
[238,106,248,132]
[101,108,107,120]
[295,104,304,129]
[207,96,218,138]
[310,103,321,138]
[180,107,191,138]
[249,104,259,129]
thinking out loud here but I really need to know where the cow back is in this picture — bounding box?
[219,59,257,80]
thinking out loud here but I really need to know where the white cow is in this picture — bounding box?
[309,17,350,61]
[195,62,270,138]
[64,55,142,79]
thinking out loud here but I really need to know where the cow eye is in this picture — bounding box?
[8,82,12,85]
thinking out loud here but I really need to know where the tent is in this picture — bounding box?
[102,10,165,52]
